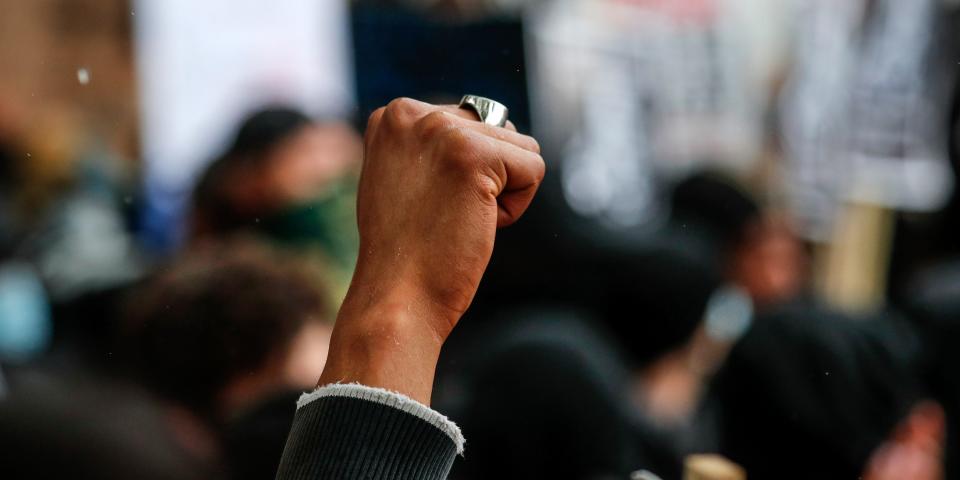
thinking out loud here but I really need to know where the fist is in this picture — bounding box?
[344,98,544,339]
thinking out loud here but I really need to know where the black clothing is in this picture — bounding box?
[705,304,921,480]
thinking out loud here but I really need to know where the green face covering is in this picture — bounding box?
[258,177,359,302]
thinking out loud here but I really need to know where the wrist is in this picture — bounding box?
[318,292,446,405]
[339,267,463,340]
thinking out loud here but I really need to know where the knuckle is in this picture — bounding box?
[442,128,473,154]
[386,96,414,110]
[366,107,386,132]
[438,129,478,169]
[414,111,454,140]
[527,136,542,155]
[383,97,419,126]
[364,107,386,148]
[381,108,405,129]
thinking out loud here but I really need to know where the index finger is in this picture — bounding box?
[436,105,518,132]
[434,106,540,154]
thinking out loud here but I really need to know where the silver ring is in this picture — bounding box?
[458,95,509,128]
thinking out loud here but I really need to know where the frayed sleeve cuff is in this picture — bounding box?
[298,383,465,455]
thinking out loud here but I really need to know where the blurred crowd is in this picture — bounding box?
[2,0,960,478]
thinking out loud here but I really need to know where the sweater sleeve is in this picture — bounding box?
[275,384,465,480]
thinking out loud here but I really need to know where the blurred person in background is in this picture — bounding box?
[439,241,724,479]
[121,241,334,478]
[616,171,810,439]
[0,105,142,375]
[442,307,643,479]
[638,171,808,434]
[589,243,724,425]
[2,0,959,477]
[665,171,945,478]
[0,378,212,480]
[701,304,932,480]
[670,170,809,309]
[188,106,362,303]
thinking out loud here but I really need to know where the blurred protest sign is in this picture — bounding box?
[527,0,772,231]
[780,0,954,240]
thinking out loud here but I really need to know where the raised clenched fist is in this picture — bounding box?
[320,98,544,403]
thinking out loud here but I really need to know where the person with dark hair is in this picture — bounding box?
[671,172,761,249]
[591,244,723,369]
[124,242,332,420]
[425,236,723,480]
[229,108,315,157]
[703,304,925,480]
[188,106,361,298]
[439,305,686,480]
[121,241,334,477]
[671,171,808,307]
[0,378,213,480]
[190,107,314,238]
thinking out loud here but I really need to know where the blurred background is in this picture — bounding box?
[1,0,960,478]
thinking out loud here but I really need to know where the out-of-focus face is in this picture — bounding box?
[261,122,362,207]
[217,122,362,218]
[732,217,807,306]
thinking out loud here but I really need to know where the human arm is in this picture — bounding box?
[275,97,544,480]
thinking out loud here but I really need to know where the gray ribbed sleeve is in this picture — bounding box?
[275,384,463,480]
